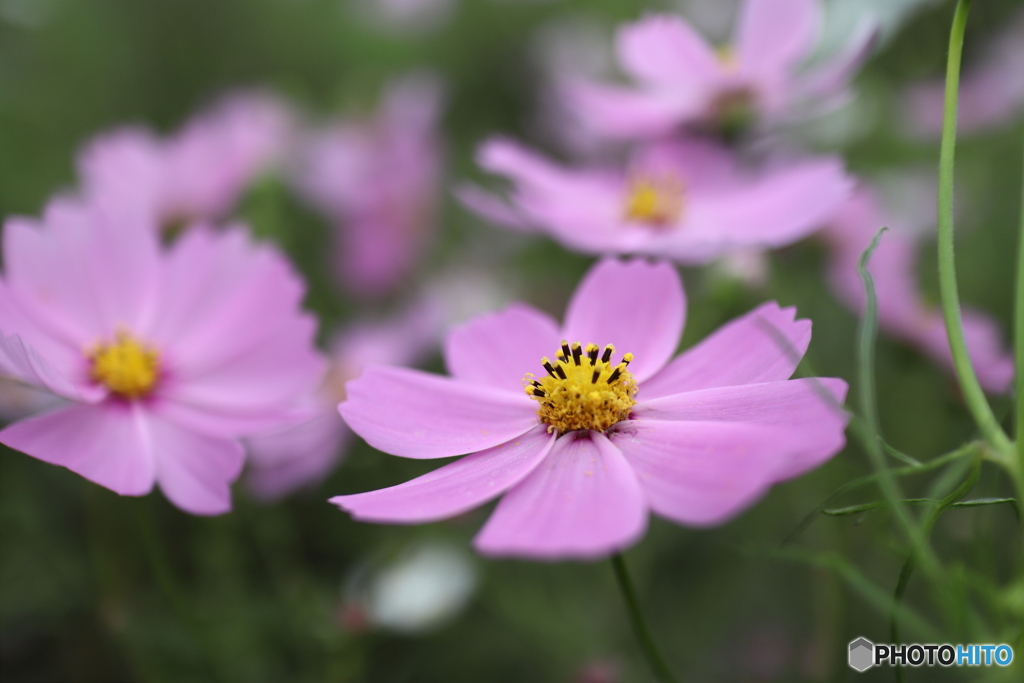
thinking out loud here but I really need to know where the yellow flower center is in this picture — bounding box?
[523,341,637,435]
[716,44,739,72]
[88,331,160,399]
[623,175,685,227]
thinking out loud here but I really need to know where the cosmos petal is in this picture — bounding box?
[616,14,720,87]
[0,403,154,496]
[614,419,787,526]
[735,0,818,77]
[563,258,685,383]
[330,425,555,523]
[639,302,810,399]
[146,411,244,516]
[473,431,647,560]
[635,378,849,481]
[445,303,562,394]
[339,365,537,459]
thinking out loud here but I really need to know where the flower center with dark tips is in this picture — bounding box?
[523,341,637,434]
[89,330,160,399]
[623,174,685,227]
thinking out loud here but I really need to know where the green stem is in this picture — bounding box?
[856,230,941,580]
[936,0,1013,456]
[890,454,981,681]
[610,554,678,683]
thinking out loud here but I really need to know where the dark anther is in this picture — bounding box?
[607,368,622,383]
[591,370,601,383]
[532,389,546,397]
[587,346,599,364]
[571,342,582,366]
[542,361,558,378]
[554,364,567,379]
[601,346,614,363]
[561,342,572,359]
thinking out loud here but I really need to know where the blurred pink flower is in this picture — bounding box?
[823,188,1013,394]
[331,259,848,560]
[561,0,875,139]
[78,91,294,226]
[294,74,444,296]
[245,301,442,501]
[903,9,1024,136]
[0,198,323,514]
[458,136,852,264]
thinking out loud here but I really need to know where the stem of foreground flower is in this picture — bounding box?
[610,553,678,683]
[936,0,1014,460]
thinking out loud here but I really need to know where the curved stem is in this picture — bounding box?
[936,0,1013,456]
[610,553,678,683]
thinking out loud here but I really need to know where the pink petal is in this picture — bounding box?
[473,431,647,560]
[444,303,562,394]
[616,14,720,87]
[735,0,818,77]
[0,332,102,403]
[0,403,155,496]
[678,156,853,259]
[560,79,699,139]
[146,411,244,515]
[330,424,555,523]
[635,378,849,481]
[339,365,537,459]
[453,182,536,231]
[245,410,352,501]
[613,419,787,526]
[639,302,810,399]
[562,259,685,382]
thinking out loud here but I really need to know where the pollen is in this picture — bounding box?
[623,174,685,227]
[523,341,637,434]
[88,331,160,399]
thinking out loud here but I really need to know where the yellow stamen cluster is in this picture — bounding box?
[89,331,160,399]
[523,341,637,434]
[623,174,685,227]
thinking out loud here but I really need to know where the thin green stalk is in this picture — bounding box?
[610,554,678,683]
[857,229,941,580]
[890,454,981,682]
[936,0,1013,457]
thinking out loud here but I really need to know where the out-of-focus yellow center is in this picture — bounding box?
[523,341,637,434]
[89,331,160,399]
[716,44,739,71]
[623,175,685,227]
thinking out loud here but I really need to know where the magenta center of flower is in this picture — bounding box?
[88,330,161,399]
[523,341,637,434]
[623,174,685,227]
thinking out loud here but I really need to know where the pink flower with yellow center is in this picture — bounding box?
[0,198,324,514]
[331,259,849,560]
[458,137,852,264]
[561,0,876,139]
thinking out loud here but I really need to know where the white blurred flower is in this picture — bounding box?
[353,542,479,634]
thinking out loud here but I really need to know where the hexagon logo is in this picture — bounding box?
[849,637,874,672]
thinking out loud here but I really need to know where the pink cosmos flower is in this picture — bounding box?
[330,259,849,560]
[458,136,852,264]
[561,0,876,139]
[78,91,294,227]
[0,198,324,514]
[293,74,444,296]
[822,187,1013,394]
[245,301,442,501]
[903,8,1024,137]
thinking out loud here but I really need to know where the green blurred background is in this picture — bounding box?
[1,0,1022,681]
